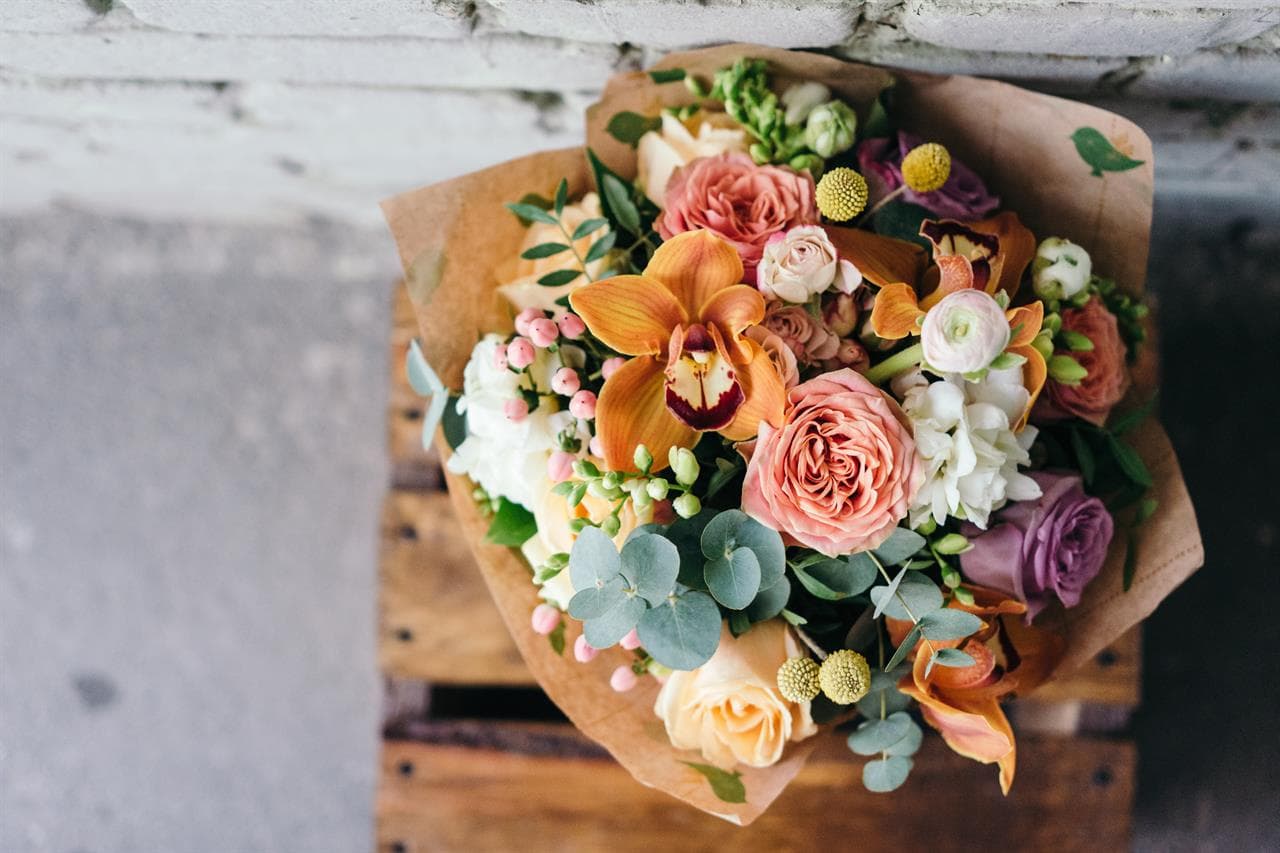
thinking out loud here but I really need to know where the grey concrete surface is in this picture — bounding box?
[2,194,1278,852]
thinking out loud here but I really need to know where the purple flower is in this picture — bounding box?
[960,472,1114,622]
[856,131,1000,221]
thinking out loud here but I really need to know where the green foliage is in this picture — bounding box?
[791,555,876,601]
[697,510,786,613]
[484,498,537,547]
[918,608,983,641]
[884,624,921,672]
[606,111,663,148]
[705,548,761,610]
[583,594,647,648]
[520,241,571,260]
[505,201,558,226]
[442,394,467,451]
[1092,277,1148,359]
[637,590,722,670]
[649,68,687,84]
[862,756,913,793]
[870,576,944,621]
[680,761,746,804]
[847,712,913,755]
[621,533,681,605]
[1071,127,1145,177]
[873,528,927,565]
[926,647,976,678]
[537,269,581,288]
[547,621,566,656]
[745,576,791,622]
[568,526,621,589]
[871,201,932,250]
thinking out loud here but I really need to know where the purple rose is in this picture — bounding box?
[960,472,1114,622]
[856,131,1000,221]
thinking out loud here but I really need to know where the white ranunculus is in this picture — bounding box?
[920,289,1011,374]
[898,371,1041,529]
[1032,237,1092,301]
[636,113,748,207]
[780,81,831,126]
[756,225,860,304]
[655,620,817,769]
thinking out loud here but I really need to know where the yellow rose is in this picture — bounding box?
[654,620,817,769]
[637,113,748,208]
[498,193,609,314]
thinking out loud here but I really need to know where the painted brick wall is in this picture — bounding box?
[2,0,1277,227]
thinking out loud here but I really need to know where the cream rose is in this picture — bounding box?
[655,620,817,769]
[497,193,609,314]
[757,225,861,304]
[636,113,748,208]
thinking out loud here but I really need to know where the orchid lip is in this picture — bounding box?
[663,323,745,431]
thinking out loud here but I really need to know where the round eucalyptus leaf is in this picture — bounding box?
[884,718,923,757]
[869,575,944,621]
[732,517,785,589]
[567,576,625,620]
[624,523,666,544]
[745,576,791,623]
[665,511,713,589]
[704,546,761,610]
[856,685,912,719]
[871,527,927,565]
[862,755,913,793]
[918,608,984,641]
[569,526,622,591]
[636,590,721,670]
[583,594,646,649]
[847,711,914,756]
[622,532,681,606]
[699,509,749,560]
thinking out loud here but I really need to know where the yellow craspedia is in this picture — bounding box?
[815,167,869,222]
[818,649,871,705]
[776,656,821,703]
[901,142,951,192]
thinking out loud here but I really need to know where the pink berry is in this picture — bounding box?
[573,635,599,663]
[507,336,535,369]
[602,357,626,380]
[589,436,605,458]
[492,343,509,370]
[620,628,641,651]
[528,318,559,348]
[569,390,597,420]
[530,603,561,636]
[503,398,529,421]
[558,313,587,339]
[547,450,576,483]
[515,307,544,336]
[551,367,581,396]
[610,665,638,692]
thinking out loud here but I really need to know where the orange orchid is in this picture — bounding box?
[568,230,786,472]
[887,585,1064,794]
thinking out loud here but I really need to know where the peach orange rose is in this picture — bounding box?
[657,152,818,284]
[1035,296,1130,427]
[742,369,923,556]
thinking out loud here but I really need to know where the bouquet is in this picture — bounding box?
[382,45,1202,824]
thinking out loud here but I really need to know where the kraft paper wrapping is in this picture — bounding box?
[381,45,1203,823]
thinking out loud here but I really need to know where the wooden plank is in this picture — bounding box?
[376,722,1133,852]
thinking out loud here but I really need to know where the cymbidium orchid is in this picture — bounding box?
[569,230,786,471]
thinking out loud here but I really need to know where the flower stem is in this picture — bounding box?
[869,551,938,662]
[864,342,923,386]
[855,185,906,227]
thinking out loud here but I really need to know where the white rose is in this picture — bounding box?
[920,289,1011,374]
[1032,237,1092,301]
[498,193,609,314]
[637,113,748,208]
[655,620,817,769]
[757,225,860,304]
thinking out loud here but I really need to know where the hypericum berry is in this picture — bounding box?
[815,167,869,222]
[610,665,638,692]
[574,635,599,663]
[547,450,576,483]
[551,367,581,396]
[569,390,597,419]
[507,337,536,369]
[818,649,871,705]
[530,603,560,636]
[515,307,544,336]
[620,628,641,651]
[901,142,951,193]
[558,313,586,339]
[503,398,529,422]
[602,357,626,380]
[492,343,509,370]
[528,318,559,348]
[776,656,821,703]
[588,436,605,458]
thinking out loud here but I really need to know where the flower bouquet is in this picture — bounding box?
[382,44,1203,824]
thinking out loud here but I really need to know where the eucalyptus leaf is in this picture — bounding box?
[918,608,984,641]
[870,575,944,621]
[793,556,875,601]
[700,509,747,559]
[637,590,721,670]
[732,517,786,590]
[857,684,912,718]
[567,576,626,620]
[666,511,713,589]
[569,526,622,590]
[869,565,907,619]
[745,576,791,623]
[884,624,921,672]
[884,718,923,757]
[872,528,927,565]
[926,647,976,678]
[728,610,751,636]
[705,547,761,610]
[583,594,647,648]
[863,756,913,793]
[622,533,680,605]
[847,712,913,756]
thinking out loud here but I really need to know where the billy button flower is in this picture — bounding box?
[776,656,821,703]
[818,649,871,705]
[815,167,869,223]
[858,141,954,224]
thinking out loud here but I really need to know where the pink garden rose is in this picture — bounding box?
[1034,296,1130,427]
[961,471,1114,622]
[742,369,923,556]
[658,152,818,284]
[762,302,839,365]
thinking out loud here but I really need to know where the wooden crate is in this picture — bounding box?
[377,285,1140,851]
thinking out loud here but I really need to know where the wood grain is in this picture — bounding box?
[376,722,1134,852]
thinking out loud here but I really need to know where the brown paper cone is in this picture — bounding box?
[381,45,1203,823]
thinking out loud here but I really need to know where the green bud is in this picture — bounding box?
[631,488,652,510]
[673,493,702,519]
[587,480,612,499]
[633,444,654,474]
[804,100,857,158]
[934,533,973,555]
[669,447,700,486]
[953,587,975,606]
[1031,330,1055,360]
[748,142,771,164]
[1048,354,1089,385]
[568,517,589,534]
[915,516,938,536]
[646,478,670,501]
[573,459,600,479]
[602,471,623,489]
[600,515,622,538]
[1060,330,1095,352]
[788,153,824,177]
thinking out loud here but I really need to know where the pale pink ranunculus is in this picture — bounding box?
[761,302,839,365]
[742,369,923,556]
[657,152,818,285]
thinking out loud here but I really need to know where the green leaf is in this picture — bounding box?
[569,526,622,589]
[872,528,927,565]
[884,624,921,672]
[1060,330,1095,351]
[873,576,944,620]
[484,498,537,547]
[732,518,786,590]
[728,610,751,636]
[863,756,913,793]
[857,684,911,719]
[1070,127,1145,177]
[792,555,876,601]
[705,547,761,610]
[746,576,791,623]
[553,178,568,216]
[567,576,625,620]
[872,201,932,250]
[442,394,467,451]
[926,647,976,677]
[505,201,558,226]
[571,217,609,240]
[847,712,913,756]
[606,110,663,148]
[600,172,641,234]
[918,608,984,641]
[1108,394,1157,436]
[781,608,807,627]
[680,761,745,804]
[1123,527,1139,591]
[1107,435,1153,488]
[547,621,566,655]
[637,590,721,670]
[649,68,687,84]
[869,565,907,619]
[621,533,680,605]
[1048,354,1088,384]
[520,241,571,260]
[666,510,713,589]
[1069,427,1096,486]
[861,82,894,140]
[884,718,923,757]
[584,230,617,264]
[584,594,647,649]
[1136,497,1159,524]
[989,351,1027,370]
[537,269,581,288]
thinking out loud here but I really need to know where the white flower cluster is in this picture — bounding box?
[895,368,1041,529]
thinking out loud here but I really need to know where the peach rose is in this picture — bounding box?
[745,325,800,389]
[742,369,923,557]
[637,113,748,208]
[762,302,839,365]
[657,152,818,284]
[655,620,817,769]
[1034,296,1130,427]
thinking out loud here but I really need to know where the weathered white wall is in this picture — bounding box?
[1,0,1277,227]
